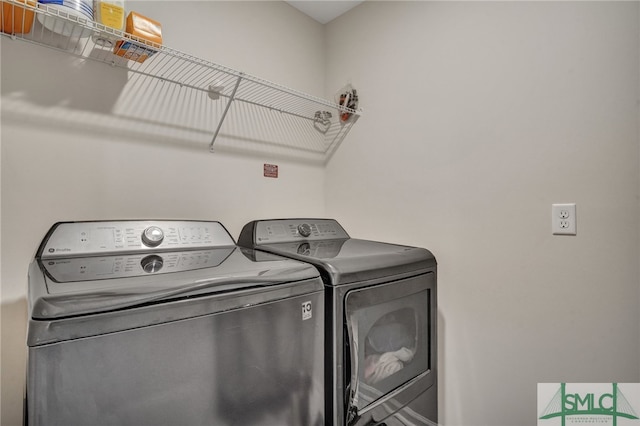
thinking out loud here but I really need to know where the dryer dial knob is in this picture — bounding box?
[298,223,312,238]
[142,226,164,247]
[141,255,164,273]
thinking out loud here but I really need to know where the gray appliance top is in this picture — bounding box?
[29,220,322,321]
[238,219,436,285]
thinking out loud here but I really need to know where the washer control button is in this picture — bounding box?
[297,223,312,238]
[142,226,164,247]
[141,255,164,273]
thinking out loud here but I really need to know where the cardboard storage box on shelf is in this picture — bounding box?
[1,0,36,34]
[114,11,162,63]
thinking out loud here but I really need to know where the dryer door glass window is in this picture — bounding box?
[344,273,433,413]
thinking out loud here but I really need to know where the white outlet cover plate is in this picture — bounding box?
[552,203,577,235]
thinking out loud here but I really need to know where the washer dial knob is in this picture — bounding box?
[298,223,312,238]
[141,255,164,273]
[142,226,164,247]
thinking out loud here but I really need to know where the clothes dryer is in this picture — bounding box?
[27,220,325,426]
[238,219,437,426]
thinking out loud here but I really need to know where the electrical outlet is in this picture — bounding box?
[552,203,576,235]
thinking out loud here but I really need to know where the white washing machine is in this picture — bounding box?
[238,218,438,426]
[26,220,325,426]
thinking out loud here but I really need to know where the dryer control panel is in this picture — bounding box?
[40,220,235,258]
[248,219,350,244]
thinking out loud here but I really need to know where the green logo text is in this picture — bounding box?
[539,383,639,426]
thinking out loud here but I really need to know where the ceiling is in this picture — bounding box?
[285,1,364,24]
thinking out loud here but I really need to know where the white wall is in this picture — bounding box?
[325,2,640,425]
[0,2,325,425]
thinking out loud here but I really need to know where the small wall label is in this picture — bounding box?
[264,164,278,178]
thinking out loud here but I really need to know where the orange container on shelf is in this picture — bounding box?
[1,0,36,34]
[114,11,162,63]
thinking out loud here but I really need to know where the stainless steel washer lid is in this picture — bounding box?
[238,219,436,285]
[29,221,322,321]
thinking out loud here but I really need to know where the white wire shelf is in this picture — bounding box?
[0,0,361,161]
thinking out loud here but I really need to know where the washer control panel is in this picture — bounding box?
[252,219,349,244]
[40,220,235,259]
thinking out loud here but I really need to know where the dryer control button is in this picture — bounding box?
[142,226,164,247]
[297,223,312,238]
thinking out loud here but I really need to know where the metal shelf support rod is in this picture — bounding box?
[209,73,244,152]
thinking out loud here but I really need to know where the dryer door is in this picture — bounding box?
[344,273,435,424]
